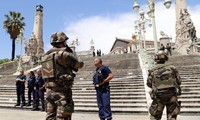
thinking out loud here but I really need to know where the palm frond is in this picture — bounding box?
[19,17,25,21]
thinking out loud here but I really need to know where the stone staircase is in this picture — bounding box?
[165,53,200,114]
[0,52,199,115]
[0,53,148,114]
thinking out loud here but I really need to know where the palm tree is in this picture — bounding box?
[3,11,25,60]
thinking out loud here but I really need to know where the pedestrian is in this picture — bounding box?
[159,44,165,51]
[27,71,36,107]
[32,69,45,111]
[166,43,172,56]
[15,69,26,107]
[93,58,113,120]
[42,32,84,120]
[97,50,99,56]
[147,51,181,120]
[93,50,96,57]
[99,49,102,56]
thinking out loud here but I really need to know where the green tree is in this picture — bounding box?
[3,11,25,60]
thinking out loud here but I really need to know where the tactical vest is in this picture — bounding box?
[42,47,77,88]
[150,64,179,96]
[93,66,106,85]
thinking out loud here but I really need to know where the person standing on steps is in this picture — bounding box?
[32,69,45,111]
[15,69,26,107]
[27,71,36,107]
[93,58,113,120]
[166,43,172,56]
[159,44,165,51]
[147,51,182,120]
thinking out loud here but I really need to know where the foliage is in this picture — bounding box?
[3,11,25,60]
[0,58,11,64]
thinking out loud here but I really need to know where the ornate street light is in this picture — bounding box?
[14,30,26,75]
[133,0,172,53]
[134,9,151,50]
[133,0,140,12]
[147,0,158,53]
[164,0,172,9]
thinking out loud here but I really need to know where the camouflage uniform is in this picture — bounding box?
[147,51,181,120]
[42,32,84,120]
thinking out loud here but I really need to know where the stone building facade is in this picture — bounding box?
[109,36,160,54]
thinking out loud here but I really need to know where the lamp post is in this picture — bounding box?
[16,30,26,72]
[134,9,151,50]
[134,20,142,49]
[133,0,172,53]
[75,38,80,52]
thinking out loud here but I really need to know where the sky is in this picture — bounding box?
[0,0,200,59]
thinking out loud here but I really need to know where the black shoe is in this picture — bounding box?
[14,104,20,107]
[41,108,45,112]
[31,107,39,111]
[27,103,31,106]
[21,103,26,107]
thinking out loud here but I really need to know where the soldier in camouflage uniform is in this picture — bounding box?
[147,51,181,120]
[42,32,84,120]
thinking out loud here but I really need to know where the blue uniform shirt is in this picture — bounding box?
[35,75,44,90]
[16,75,26,86]
[27,76,36,88]
[95,65,112,86]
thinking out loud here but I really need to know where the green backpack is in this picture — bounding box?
[151,64,178,96]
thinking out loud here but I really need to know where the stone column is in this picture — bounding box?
[33,5,44,56]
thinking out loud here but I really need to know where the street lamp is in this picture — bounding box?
[147,0,158,53]
[164,0,172,9]
[134,9,151,50]
[134,20,142,49]
[133,0,140,12]
[16,30,26,72]
[133,0,172,53]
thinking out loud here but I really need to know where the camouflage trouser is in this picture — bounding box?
[149,96,180,120]
[45,88,74,120]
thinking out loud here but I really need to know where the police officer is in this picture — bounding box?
[93,58,113,120]
[27,71,36,106]
[15,70,26,107]
[32,69,45,111]
[42,32,84,120]
[147,51,181,120]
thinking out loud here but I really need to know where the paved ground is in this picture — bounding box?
[0,108,199,120]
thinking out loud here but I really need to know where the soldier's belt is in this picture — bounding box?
[46,82,58,88]
[45,78,55,82]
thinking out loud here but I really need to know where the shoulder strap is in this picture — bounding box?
[150,64,171,71]
[97,65,105,72]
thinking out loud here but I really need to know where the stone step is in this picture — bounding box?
[74,107,148,113]
[75,103,147,108]
[0,95,146,100]
[0,92,146,96]
[0,88,146,93]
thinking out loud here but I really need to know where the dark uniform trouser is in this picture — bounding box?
[35,89,45,109]
[45,88,73,120]
[28,87,35,105]
[16,85,25,105]
[149,96,180,120]
[96,87,112,120]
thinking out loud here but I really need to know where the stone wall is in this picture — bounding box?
[0,61,18,71]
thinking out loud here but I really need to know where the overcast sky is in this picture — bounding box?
[0,0,200,59]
